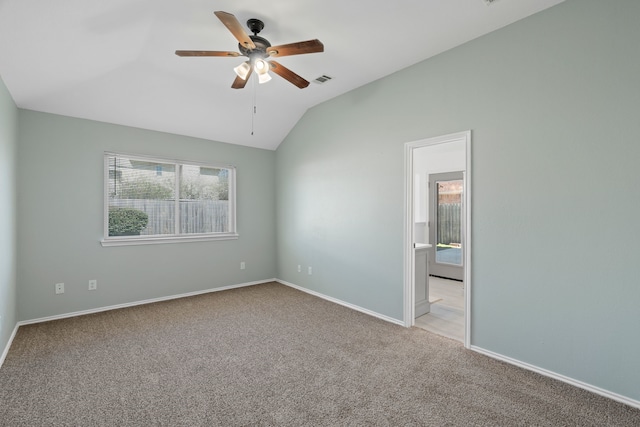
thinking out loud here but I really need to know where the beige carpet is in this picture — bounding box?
[0,282,638,426]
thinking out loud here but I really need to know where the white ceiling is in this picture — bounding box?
[0,0,564,150]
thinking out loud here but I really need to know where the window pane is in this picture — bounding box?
[104,153,236,242]
[107,156,176,236]
[179,165,229,234]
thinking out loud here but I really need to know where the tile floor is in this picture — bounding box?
[414,276,464,342]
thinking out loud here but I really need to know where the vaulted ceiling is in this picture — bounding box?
[0,0,564,150]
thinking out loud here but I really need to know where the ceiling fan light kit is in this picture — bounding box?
[233,61,251,80]
[257,69,272,84]
[176,11,324,89]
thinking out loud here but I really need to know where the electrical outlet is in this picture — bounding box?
[55,283,65,295]
[88,280,97,291]
[240,262,246,270]
[297,265,301,273]
[308,266,312,275]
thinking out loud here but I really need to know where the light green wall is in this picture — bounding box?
[17,110,276,321]
[276,0,640,401]
[7,0,639,404]
[0,75,17,355]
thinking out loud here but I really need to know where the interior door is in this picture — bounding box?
[428,172,464,281]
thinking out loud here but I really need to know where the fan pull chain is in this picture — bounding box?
[251,74,257,136]
[251,105,256,136]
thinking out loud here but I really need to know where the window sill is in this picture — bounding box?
[101,233,239,247]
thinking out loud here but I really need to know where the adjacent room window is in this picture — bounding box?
[102,152,237,246]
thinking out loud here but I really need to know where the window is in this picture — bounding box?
[102,152,237,246]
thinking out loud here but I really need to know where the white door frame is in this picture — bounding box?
[403,130,472,348]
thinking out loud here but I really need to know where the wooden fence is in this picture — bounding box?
[110,199,228,234]
[437,203,461,245]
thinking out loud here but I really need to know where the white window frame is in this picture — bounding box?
[101,152,238,247]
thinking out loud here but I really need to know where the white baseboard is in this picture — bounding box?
[276,279,405,327]
[18,279,271,327]
[0,323,19,369]
[8,279,637,410]
[470,345,640,410]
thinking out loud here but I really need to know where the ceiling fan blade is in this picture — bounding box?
[269,61,309,89]
[231,67,253,89]
[214,11,256,50]
[175,50,240,57]
[267,39,324,57]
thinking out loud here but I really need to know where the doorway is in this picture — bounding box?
[403,131,471,348]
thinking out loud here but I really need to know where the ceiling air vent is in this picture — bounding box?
[313,75,333,84]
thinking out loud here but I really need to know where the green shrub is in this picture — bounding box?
[109,207,149,236]
[117,179,173,199]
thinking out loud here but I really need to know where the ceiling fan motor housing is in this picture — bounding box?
[239,34,271,59]
[238,18,271,60]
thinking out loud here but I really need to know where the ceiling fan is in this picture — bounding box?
[176,11,324,89]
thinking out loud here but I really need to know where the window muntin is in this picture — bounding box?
[103,153,237,245]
